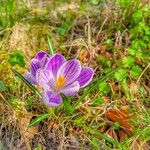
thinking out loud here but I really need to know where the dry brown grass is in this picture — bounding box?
[0,23,49,61]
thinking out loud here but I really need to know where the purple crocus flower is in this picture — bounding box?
[36,53,94,106]
[25,51,48,84]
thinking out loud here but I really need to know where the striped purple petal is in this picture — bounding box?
[57,59,81,86]
[45,53,65,78]
[77,67,94,88]
[36,69,55,90]
[43,90,62,106]
[35,51,48,61]
[30,59,41,76]
[61,81,80,96]
[25,71,37,84]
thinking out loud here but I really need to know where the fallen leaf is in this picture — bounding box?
[105,108,133,135]
[106,128,118,141]
[78,48,91,63]
[117,130,128,142]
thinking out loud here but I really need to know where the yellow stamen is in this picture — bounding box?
[56,75,66,89]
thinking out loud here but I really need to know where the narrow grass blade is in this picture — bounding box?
[73,66,121,110]
[47,36,54,55]
[29,113,51,127]
[11,68,41,97]
[80,124,119,146]
[85,136,100,149]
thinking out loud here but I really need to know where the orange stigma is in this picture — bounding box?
[56,75,66,89]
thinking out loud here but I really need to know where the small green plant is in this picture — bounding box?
[130,65,142,78]
[7,50,25,67]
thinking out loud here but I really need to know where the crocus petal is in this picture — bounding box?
[25,71,37,84]
[40,56,48,68]
[57,59,81,86]
[35,51,48,60]
[45,53,65,78]
[77,67,94,88]
[43,90,62,106]
[61,81,80,96]
[30,59,41,76]
[36,69,55,90]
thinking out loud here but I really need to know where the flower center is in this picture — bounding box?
[56,75,66,89]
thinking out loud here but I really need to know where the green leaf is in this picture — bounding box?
[130,65,142,78]
[73,66,121,110]
[121,79,131,101]
[63,95,74,115]
[47,36,54,55]
[104,39,113,46]
[11,69,41,97]
[7,50,25,67]
[34,144,42,150]
[113,122,121,130]
[132,10,143,23]
[80,124,119,146]
[115,68,128,82]
[73,116,85,125]
[0,80,7,91]
[92,98,104,106]
[99,81,110,95]
[29,113,51,127]
[98,56,112,67]
[123,56,134,67]
[128,48,142,57]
